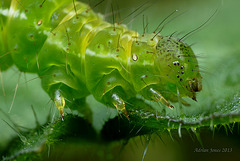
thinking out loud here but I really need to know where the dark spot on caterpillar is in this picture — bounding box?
[173,61,179,65]
[181,66,184,69]
[51,32,56,36]
[181,71,184,74]
[177,75,180,78]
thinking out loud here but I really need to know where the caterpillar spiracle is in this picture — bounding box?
[0,0,202,120]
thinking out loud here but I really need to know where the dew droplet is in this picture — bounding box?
[178,123,182,138]
[132,53,138,61]
[37,19,42,26]
[142,135,151,161]
[167,129,174,141]
[210,117,213,130]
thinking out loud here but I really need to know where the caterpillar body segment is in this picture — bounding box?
[0,1,13,71]
[0,0,202,118]
[4,0,73,72]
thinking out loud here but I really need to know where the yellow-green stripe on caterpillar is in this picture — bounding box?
[0,0,202,120]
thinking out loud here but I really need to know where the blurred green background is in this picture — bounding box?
[1,0,240,160]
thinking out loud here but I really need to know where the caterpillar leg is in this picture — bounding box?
[148,88,174,109]
[111,93,129,118]
[54,89,65,121]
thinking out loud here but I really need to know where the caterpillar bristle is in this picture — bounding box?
[0,51,9,59]
[142,134,151,161]
[153,9,178,34]
[179,8,218,41]
[72,0,79,19]
[8,73,21,113]
[31,105,41,128]
[15,0,28,12]
[2,119,28,143]
[118,1,149,24]
[39,0,46,8]
[30,35,40,70]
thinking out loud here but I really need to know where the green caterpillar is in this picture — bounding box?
[0,0,202,119]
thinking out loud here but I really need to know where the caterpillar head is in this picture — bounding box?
[155,36,202,102]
